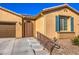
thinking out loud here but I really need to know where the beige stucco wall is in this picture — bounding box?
[35,7,79,39]
[35,16,45,37]
[57,32,75,39]
[0,9,22,38]
[33,20,36,37]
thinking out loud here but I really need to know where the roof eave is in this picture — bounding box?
[0,6,23,18]
[35,4,79,20]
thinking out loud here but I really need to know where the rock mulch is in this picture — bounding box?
[52,39,79,55]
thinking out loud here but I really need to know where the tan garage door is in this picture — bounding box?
[0,23,16,38]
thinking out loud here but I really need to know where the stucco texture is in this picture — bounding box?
[35,7,79,39]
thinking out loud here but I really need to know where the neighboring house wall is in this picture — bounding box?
[0,9,22,38]
[35,7,79,39]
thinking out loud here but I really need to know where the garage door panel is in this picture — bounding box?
[0,23,16,37]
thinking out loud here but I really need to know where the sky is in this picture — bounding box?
[0,3,79,16]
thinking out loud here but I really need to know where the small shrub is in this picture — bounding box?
[53,37,57,42]
[72,36,79,46]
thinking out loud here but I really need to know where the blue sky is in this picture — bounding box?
[0,3,79,16]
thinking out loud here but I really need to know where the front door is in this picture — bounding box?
[25,21,33,37]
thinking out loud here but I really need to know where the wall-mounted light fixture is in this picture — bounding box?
[19,22,22,25]
[24,20,26,23]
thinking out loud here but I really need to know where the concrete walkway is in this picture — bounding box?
[0,37,49,55]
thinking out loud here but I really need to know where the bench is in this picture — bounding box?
[37,32,60,55]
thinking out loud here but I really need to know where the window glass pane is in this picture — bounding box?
[60,16,67,31]
[64,17,67,30]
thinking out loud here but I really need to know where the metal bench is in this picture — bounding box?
[37,32,60,55]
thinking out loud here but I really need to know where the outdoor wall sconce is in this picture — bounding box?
[24,20,26,23]
[19,22,22,25]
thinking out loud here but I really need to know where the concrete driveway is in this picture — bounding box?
[0,37,49,55]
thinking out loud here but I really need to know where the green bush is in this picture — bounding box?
[72,36,79,46]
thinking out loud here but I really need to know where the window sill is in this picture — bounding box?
[57,31,75,33]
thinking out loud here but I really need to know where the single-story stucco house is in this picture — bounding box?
[0,4,79,39]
